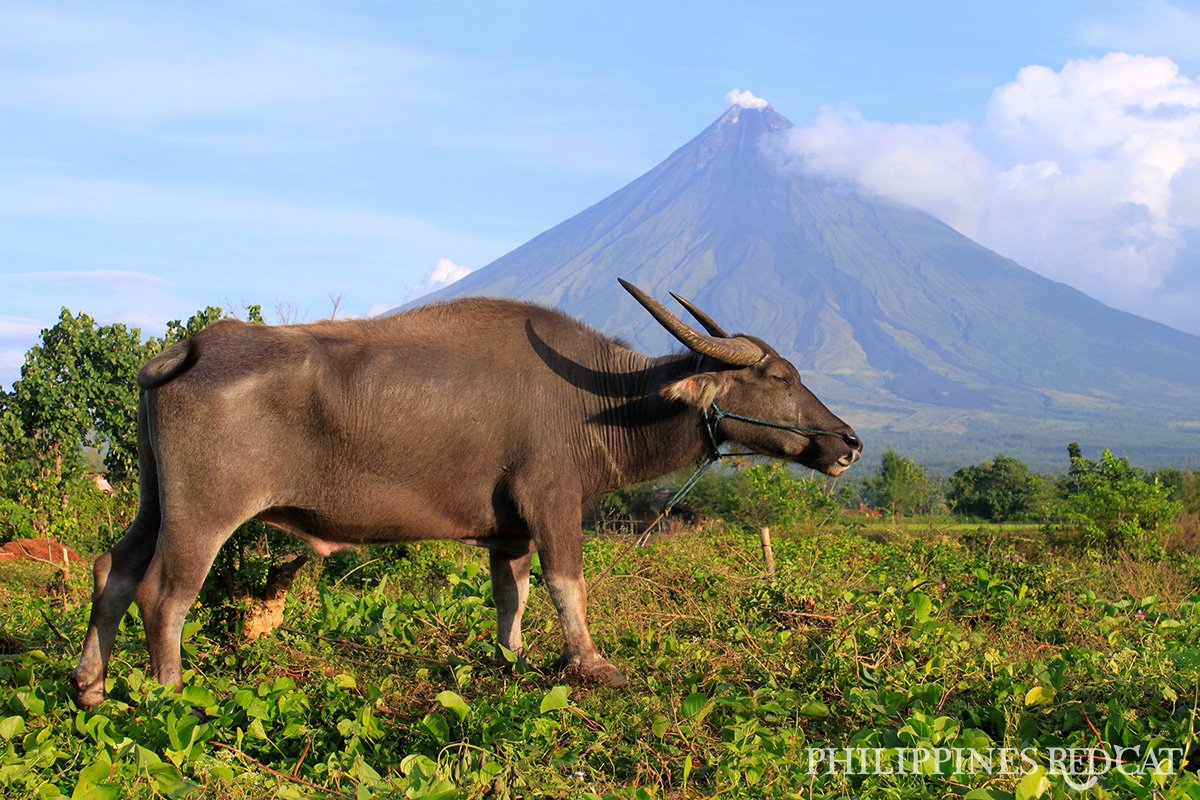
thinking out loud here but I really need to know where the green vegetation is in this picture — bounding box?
[0,305,250,545]
[1046,447,1183,551]
[0,308,1198,798]
[3,518,1199,798]
[861,451,940,517]
[676,463,848,531]
[948,455,1047,523]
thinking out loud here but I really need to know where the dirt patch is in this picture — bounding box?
[243,554,309,640]
[0,537,82,565]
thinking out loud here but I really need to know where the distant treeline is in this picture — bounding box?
[600,445,1194,555]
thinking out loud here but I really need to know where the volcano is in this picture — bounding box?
[404,102,1200,469]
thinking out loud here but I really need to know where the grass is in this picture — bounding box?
[1,517,1199,799]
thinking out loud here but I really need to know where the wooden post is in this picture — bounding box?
[759,526,776,576]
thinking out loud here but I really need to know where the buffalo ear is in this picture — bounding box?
[661,373,727,409]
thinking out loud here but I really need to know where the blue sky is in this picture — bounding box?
[3,0,1200,387]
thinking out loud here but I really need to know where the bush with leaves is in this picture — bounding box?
[0,303,295,634]
[948,454,1046,522]
[1153,466,1200,514]
[862,450,939,516]
[668,462,847,531]
[0,309,153,543]
[1049,445,1181,549]
[590,482,665,526]
[598,462,849,533]
[729,462,847,529]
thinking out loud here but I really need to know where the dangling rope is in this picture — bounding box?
[634,455,717,547]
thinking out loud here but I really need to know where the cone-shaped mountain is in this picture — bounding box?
[404,104,1200,468]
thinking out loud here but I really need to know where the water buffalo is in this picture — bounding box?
[71,279,861,707]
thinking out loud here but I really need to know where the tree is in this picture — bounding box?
[0,310,153,538]
[727,463,846,530]
[1153,466,1200,515]
[1052,446,1181,549]
[0,304,264,542]
[2,309,149,479]
[948,455,1042,522]
[863,450,937,515]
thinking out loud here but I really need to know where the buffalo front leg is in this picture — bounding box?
[489,547,531,658]
[532,516,629,688]
[71,511,159,709]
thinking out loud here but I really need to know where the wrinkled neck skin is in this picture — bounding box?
[583,349,720,495]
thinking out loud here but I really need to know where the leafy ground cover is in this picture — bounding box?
[1,519,1199,799]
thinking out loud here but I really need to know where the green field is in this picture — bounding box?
[2,518,1198,799]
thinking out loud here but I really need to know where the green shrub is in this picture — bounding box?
[0,497,35,543]
[1154,466,1200,514]
[598,462,848,533]
[0,470,130,552]
[1049,446,1181,550]
[730,462,846,529]
[862,450,939,516]
[591,481,664,524]
[948,454,1046,522]
[675,462,846,530]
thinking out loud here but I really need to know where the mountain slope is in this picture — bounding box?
[406,104,1200,468]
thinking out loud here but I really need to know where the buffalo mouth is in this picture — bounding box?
[800,444,861,477]
[807,460,851,478]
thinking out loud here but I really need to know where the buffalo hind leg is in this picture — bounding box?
[528,503,628,687]
[135,515,236,693]
[71,509,160,709]
[489,547,532,659]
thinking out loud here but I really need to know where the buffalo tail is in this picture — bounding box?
[137,338,199,390]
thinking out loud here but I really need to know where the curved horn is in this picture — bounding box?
[670,292,731,338]
[618,278,762,366]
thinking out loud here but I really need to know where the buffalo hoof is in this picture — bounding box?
[69,667,105,711]
[561,654,630,688]
[589,664,630,688]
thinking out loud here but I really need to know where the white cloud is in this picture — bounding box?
[428,257,473,286]
[0,3,430,125]
[0,272,192,389]
[1078,0,1200,65]
[0,2,654,174]
[0,269,171,290]
[0,315,44,342]
[725,88,769,110]
[407,258,473,301]
[780,53,1200,335]
[780,107,994,237]
[0,174,445,241]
